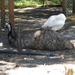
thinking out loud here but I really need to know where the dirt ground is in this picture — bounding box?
[0,7,75,75]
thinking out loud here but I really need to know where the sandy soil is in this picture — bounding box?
[0,7,75,75]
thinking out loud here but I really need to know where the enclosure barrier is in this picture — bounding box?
[0,0,14,27]
[62,0,73,16]
[8,0,14,27]
[0,0,75,28]
[62,0,66,15]
[18,26,22,55]
[0,0,20,54]
[0,0,5,27]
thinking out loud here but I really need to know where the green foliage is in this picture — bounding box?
[14,0,42,6]
[0,26,3,29]
[50,0,61,5]
[14,0,61,6]
[41,0,48,1]
[66,17,72,21]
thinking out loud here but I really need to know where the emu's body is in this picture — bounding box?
[21,28,73,50]
[6,24,74,50]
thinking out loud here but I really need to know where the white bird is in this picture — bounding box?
[42,13,66,31]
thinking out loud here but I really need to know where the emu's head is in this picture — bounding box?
[5,23,18,47]
[5,23,18,33]
[6,23,12,32]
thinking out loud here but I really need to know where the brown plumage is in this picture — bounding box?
[21,28,74,50]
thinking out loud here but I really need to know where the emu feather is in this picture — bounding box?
[42,13,66,31]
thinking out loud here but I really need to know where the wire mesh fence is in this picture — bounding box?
[66,0,73,16]
[0,0,74,28]
[8,0,15,27]
[62,0,73,16]
[5,0,9,25]
[0,0,9,27]
[0,0,5,27]
[0,0,14,27]
[13,0,74,16]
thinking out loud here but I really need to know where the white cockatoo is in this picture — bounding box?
[42,13,66,31]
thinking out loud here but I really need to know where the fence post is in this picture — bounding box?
[1,0,5,27]
[62,0,66,15]
[73,0,75,13]
[18,26,22,55]
[43,0,44,7]
[8,0,14,27]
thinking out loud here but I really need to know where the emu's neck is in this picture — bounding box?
[8,24,12,32]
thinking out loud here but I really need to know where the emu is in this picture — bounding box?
[6,23,74,51]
